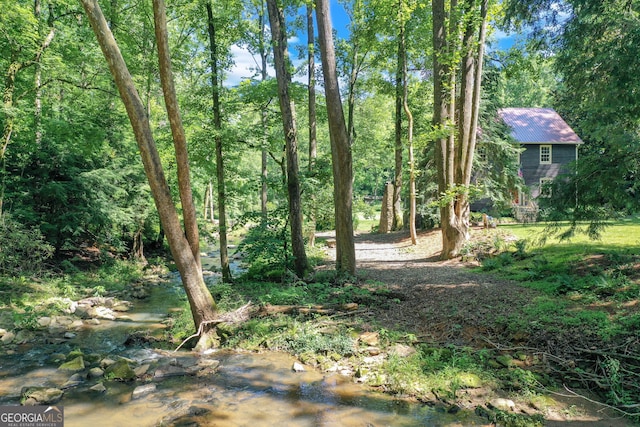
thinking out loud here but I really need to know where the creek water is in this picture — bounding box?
[0,252,488,426]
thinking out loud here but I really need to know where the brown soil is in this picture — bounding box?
[320,228,638,426]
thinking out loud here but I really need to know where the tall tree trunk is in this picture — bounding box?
[81,0,218,348]
[259,2,269,220]
[432,0,488,259]
[316,0,356,275]
[206,2,232,282]
[153,0,201,270]
[307,1,317,247]
[400,20,417,245]
[266,0,309,277]
[393,14,404,231]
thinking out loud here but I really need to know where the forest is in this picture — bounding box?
[1,0,639,425]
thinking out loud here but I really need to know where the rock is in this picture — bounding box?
[359,331,379,346]
[54,316,74,326]
[90,383,107,393]
[495,354,514,368]
[132,383,157,400]
[153,365,189,380]
[63,373,85,389]
[362,354,385,365]
[100,358,116,368]
[197,359,220,369]
[37,317,52,327]
[89,306,116,320]
[112,302,131,312]
[75,304,91,319]
[88,367,104,378]
[0,328,7,336]
[59,356,85,372]
[64,332,77,339]
[134,364,150,377]
[85,318,101,326]
[14,330,34,344]
[389,344,416,358]
[456,373,482,389]
[292,362,306,372]
[364,346,381,356]
[1,331,15,344]
[21,387,63,405]
[70,320,84,329]
[104,360,136,381]
[489,398,516,412]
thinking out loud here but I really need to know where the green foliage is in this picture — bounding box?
[235,210,291,280]
[270,322,356,356]
[0,215,54,276]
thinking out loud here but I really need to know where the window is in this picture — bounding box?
[540,145,552,164]
[539,178,553,198]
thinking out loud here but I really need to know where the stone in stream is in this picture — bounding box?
[292,362,306,372]
[21,387,63,405]
[88,367,105,378]
[0,331,15,345]
[132,383,156,400]
[104,359,136,381]
[63,373,86,389]
[59,356,85,372]
[153,365,189,380]
[89,383,107,393]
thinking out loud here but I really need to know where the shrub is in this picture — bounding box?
[0,215,54,276]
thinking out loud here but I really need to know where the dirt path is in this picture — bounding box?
[324,229,539,346]
[321,229,637,426]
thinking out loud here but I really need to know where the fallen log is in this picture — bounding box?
[258,302,359,316]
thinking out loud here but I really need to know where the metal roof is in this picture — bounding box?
[498,108,583,144]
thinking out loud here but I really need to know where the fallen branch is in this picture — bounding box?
[257,302,359,316]
[174,302,253,351]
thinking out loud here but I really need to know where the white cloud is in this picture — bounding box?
[225,43,307,87]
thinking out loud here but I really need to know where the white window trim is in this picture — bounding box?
[540,144,552,164]
[539,177,553,198]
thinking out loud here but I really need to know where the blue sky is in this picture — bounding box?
[225,1,519,86]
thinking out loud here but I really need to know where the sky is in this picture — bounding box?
[224,1,520,86]
[224,0,350,86]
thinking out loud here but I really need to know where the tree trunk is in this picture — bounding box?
[393,19,404,231]
[307,1,317,248]
[432,0,488,259]
[81,0,218,348]
[259,2,269,220]
[316,0,356,275]
[153,0,201,271]
[266,0,309,277]
[400,21,417,245]
[206,2,232,282]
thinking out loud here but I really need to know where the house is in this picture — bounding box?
[499,108,583,220]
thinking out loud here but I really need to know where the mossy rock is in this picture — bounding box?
[59,356,85,372]
[529,394,558,411]
[455,372,482,388]
[495,354,514,368]
[67,349,85,360]
[21,387,63,405]
[104,359,136,381]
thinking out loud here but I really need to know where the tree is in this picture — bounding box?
[265,0,309,277]
[316,0,356,275]
[80,0,218,349]
[306,0,318,247]
[432,0,488,259]
[206,0,232,282]
[503,0,640,232]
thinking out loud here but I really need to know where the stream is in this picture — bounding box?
[0,252,488,426]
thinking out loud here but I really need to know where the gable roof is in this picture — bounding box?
[498,108,583,145]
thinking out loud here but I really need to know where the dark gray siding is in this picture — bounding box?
[520,144,577,199]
